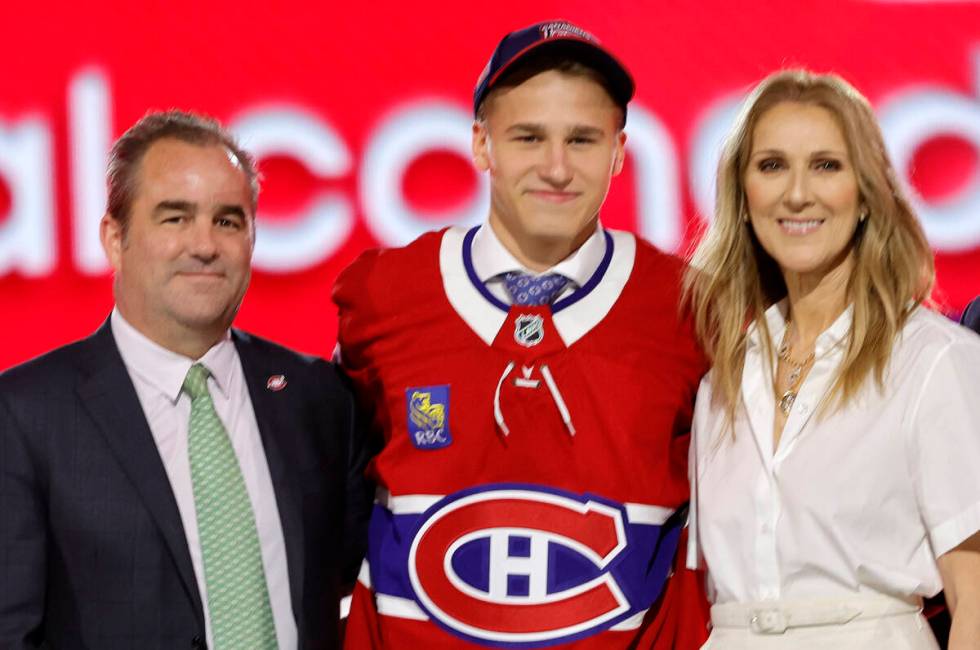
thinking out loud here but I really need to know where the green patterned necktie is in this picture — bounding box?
[183,363,278,650]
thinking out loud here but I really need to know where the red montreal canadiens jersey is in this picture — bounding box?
[334,226,709,649]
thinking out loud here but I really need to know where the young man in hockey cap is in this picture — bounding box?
[334,20,709,649]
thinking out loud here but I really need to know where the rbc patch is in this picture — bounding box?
[406,385,452,450]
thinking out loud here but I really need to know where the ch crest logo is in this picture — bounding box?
[408,486,632,647]
[513,314,544,347]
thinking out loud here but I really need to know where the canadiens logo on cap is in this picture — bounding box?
[472,19,635,119]
[406,385,452,450]
[538,21,597,42]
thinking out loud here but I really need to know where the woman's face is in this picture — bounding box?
[743,101,861,287]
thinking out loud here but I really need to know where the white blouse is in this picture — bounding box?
[687,303,980,605]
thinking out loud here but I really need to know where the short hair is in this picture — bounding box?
[684,69,934,426]
[106,109,258,233]
[476,50,627,128]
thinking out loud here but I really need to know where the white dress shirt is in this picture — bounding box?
[688,302,980,605]
[471,222,607,303]
[111,309,297,649]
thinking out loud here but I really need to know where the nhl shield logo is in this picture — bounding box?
[513,314,544,347]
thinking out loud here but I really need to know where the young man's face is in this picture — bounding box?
[472,69,626,269]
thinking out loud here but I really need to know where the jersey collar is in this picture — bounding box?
[440,225,635,346]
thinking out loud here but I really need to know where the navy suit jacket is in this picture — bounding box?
[0,322,371,649]
[961,296,980,334]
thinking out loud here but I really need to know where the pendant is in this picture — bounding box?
[788,366,802,385]
[778,390,796,415]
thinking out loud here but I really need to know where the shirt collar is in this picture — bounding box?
[110,308,237,403]
[470,221,606,287]
[747,299,853,357]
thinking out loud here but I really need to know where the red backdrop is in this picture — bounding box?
[3,1,980,369]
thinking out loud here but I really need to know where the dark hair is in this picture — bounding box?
[476,50,627,128]
[106,109,258,233]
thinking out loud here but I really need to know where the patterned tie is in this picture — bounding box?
[183,364,277,650]
[502,271,570,306]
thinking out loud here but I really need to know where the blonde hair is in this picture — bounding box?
[684,69,934,423]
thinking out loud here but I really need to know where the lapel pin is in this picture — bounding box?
[266,374,287,391]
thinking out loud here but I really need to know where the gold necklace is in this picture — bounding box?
[776,325,814,416]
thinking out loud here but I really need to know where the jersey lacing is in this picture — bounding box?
[493,361,576,437]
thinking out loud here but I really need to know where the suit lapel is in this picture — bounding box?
[234,331,306,631]
[74,322,205,627]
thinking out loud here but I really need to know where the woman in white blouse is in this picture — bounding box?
[684,69,980,649]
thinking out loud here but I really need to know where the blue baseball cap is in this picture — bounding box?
[473,20,635,118]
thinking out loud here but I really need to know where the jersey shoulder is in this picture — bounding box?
[628,232,689,286]
[605,229,692,315]
[333,229,445,311]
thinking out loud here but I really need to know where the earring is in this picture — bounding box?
[859,208,869,223]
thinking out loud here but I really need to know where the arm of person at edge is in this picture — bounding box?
[339,367,376,593]
[334,358,379,643]
[0,387,46,648]
[629,527,710,649]
[960,297,980,333]
[937,532,980,650]
[941,298,980,648]
[636,416,710,648]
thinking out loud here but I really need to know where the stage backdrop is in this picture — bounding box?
[3,1,980,369]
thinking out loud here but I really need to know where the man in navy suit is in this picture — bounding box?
[962,296,980,333]
[0,111,369,649]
